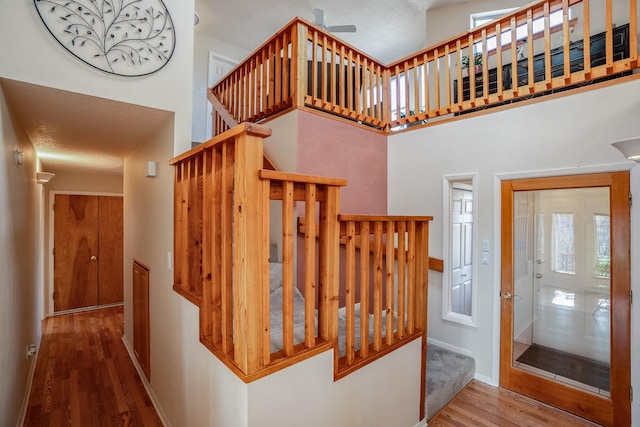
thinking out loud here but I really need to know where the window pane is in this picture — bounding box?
[552,212,575,274]
[594,214,610,278]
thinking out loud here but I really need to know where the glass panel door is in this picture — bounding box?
[511,187,610,396]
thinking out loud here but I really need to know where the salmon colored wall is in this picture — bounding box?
[297,110,387,215]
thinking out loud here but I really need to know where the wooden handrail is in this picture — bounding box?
[209,0,638,135]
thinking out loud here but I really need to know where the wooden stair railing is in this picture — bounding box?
[171,123,432,391]
[210,0,639,136]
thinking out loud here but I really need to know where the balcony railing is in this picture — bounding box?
[210,0,638,135]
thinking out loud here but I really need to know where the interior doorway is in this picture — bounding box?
[53,193,123,312]
[500,172,630,426]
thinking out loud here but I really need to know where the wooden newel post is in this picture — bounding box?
[318,185,341,348]
[232,124,272,375]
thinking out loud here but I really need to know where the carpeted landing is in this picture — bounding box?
[426,344,475,420]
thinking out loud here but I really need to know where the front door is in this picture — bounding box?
[500,172,630,426]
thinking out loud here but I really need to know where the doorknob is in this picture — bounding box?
[535,273,542,278]
[503,292,512,300]
[90,255,97,261]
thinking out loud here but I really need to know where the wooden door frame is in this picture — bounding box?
[47,190,123,317]
[499,172,630,426]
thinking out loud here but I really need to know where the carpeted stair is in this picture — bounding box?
[425,343,475,420]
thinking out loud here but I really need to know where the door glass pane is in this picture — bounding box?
[512,188,610,397]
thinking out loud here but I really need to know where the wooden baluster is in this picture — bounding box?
[173,161,184,293]
[304,183,317,347]
[340,45,346,111]
[496,22,504,99]
[201,148,214,344]
[385,220,395,346]
[455,40,463,110]
[369,59,375,122]
[331,40,337,108]
[434,48,441,113]
[261,176,271,366]
[355,54,362,116]
[543,3,552,87]
[413,57,420,116]
[347,50,354,112]
[261,48,268,115]
[212,147,224,346]
[444,44,452,111]
[561,0,571,81]
[510,17,518,97]
[373,221,383,352]
[322,35,328,104]
[393,65,400,122]
[397,221,406,339]
[527,9,535,90]
[361,57,368,118]
[283,30,290,101]
[359,221,370,358]
[407,221,416,334]
[582,0,592,78]
[481,29,488,103]
[423,53,431,117]
[631,0,638,67]
[275,37,282,108]
[382,67,391,129]
[605,0,613,70]
[404,62,410,119]
[221,143,234,354]
[344,220,356,364]
[282,181,295,356]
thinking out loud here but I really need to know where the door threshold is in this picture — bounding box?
[52,302,124,317]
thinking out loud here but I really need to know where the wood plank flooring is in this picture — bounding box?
[429,380,602,426]
[23,306,162,427]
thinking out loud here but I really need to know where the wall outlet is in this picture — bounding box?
[26,344,36,358]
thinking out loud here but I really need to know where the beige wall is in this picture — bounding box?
[0,83,42,426]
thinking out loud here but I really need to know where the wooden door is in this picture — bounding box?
[500,172,630,426]
[54,194,123,312]
[98,196,123,305]
[133,261,150,380]
[54,195,99,311]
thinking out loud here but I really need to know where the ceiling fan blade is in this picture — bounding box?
[312,8,324,26]
[326,24,357,33]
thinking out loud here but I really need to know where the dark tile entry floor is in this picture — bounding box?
[516,344,610,391]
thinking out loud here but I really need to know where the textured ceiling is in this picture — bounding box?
[1,78,173,174]
[195,0,443,64]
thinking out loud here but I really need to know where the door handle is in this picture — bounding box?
[503,292,512,300]
[535,273,542,278]
[90,255,97,261]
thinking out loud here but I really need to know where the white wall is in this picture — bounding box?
[388,77,640,419]
[124,119,250,426]
[247,340,423,427]
[0,83,42,426]
[192,31,250,143]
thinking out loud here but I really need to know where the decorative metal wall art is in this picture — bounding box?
[34,0,176,77]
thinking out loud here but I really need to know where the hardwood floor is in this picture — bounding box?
[23,306,162,427]
[429,380,602,426]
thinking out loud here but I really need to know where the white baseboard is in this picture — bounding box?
[121,336,172,427]
[16,346,39,427]
[414,418,427,427]
[426,337,474,358]
[473,372,498,386]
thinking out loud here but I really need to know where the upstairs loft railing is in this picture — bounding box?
[210,0,638,135]
[170,124,432,407]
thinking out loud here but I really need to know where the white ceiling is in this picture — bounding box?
[7,0,469,176]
